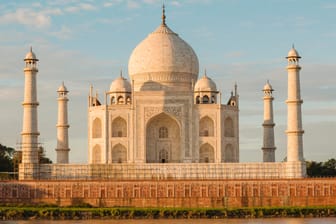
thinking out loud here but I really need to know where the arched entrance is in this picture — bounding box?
[146,113,181,163]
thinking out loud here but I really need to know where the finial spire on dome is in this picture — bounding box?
[204,69,207,77]
[24,45,38,62]
[287,44,301,59]
[161,4,166,26]
[120,69,123,78]
[234,82,238,96]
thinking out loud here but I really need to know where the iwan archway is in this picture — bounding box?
[146,112,181,163]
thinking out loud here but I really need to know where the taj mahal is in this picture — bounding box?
[18,6,306,181]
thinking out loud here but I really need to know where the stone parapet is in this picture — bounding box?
[37,162,306,180]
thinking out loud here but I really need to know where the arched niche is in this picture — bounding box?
[199,143,214,163]
[224,117,234,137]
[92,118,102,138]
[112,117,127,137]
[112,144,127,163]
[92,144,102,164]
[223,144,235,162]
[199,116,214,137]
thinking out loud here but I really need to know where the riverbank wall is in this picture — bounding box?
[0,178,335,208]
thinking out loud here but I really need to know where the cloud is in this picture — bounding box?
[96,18,132,26]
[171,1,182,7]
[49,26,73,39]
[127,1,140,9]
[143,0,160,4]
[80,3,96,11]
[322,3,336,9]
[65,3,97,13]
[0,8,51,28]
[103,2,114,7]
[42,8,63,16]
[224,51,246,58]
[186,0,213,3]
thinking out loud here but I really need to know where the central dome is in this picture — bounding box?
[128,9,199,91]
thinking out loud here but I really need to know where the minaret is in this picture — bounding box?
[262,81,276,162]
[286,46,304,162]
[19,47,40,180]
[55,82,70,163]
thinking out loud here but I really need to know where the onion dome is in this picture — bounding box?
[109,73,131,93]
[57,82,68,93]
[194,71,217,92]
[128,5,199,89]
[24,47,38,61]
[286,45,301,58]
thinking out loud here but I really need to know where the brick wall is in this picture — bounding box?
[0,178,335,208]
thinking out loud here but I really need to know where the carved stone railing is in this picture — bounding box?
[37,162,306,180]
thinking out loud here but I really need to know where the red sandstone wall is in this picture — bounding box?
[0,178,335,208]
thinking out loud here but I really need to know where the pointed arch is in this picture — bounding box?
[92,144,102,164]
[126,96,131,104]
[146,112,180,163]
[112,144,127,163]
[117,96,124,104]
[202,95,209,104]
[111,96,115,104]
[92,118,102,138]
[199,116,214,137]
[224,117,234,137]
[211,95,216,103]
[195,95,200,104]
[199,143,214,163]
[112,117,127,137]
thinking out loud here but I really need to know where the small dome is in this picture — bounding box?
[110,75,131,93]
[263,81,273,91]
[194,73,217,92]
[24,47,38,61]
[57,82,68,92]
[287,46,300,58]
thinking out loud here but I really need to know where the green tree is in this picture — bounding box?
[322,158,336,176]
[0,144,15,172]
[0,144,52,173]
[306,158,336,177]
[38,146,52,164]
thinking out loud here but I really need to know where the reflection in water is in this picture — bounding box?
[2,218,336,224]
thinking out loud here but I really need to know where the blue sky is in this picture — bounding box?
[0,0,335,163]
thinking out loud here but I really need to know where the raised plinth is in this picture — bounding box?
[37,162,306,180]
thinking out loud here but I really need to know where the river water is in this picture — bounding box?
[1,218,336,224]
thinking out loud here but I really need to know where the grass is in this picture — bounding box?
[0,205,335,220]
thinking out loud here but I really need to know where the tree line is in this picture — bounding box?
[306,158,336,177]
